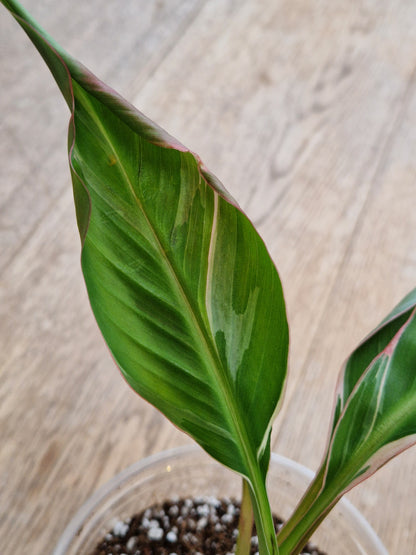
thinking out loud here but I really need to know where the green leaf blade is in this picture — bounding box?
[325,307,416,492]
[63,75,290,484]
[73,76,287,554]
[332,288,416,428]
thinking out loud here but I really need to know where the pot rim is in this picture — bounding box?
[53,444,388,555]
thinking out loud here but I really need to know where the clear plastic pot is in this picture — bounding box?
[53,445,388,554]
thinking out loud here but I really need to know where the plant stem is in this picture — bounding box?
[235,478,254,555]
[277,493,338,555]
[277,439,388,554]
[276,464,342,555]
[276,464,325,546]
[249,466,279,555]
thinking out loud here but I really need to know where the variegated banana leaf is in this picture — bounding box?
[2,1,288,553]
[277,288,416,555]
[326,288,416,492]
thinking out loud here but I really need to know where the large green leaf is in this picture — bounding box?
[277,289,416,555]
[2,1,288,552]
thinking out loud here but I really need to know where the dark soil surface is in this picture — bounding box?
[90,496,326,555]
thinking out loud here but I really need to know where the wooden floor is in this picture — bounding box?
[1,1,416,553]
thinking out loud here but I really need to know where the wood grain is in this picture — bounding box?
[1,1,415,553]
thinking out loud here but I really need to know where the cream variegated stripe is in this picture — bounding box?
[205,192,219,335]
[360,354,390,447]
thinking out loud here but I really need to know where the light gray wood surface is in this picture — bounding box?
[1,1,415,553]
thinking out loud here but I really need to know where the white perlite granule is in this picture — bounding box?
[147,526,164,541]
[126,536,138,551]
[166,530,178,543]
[112,520,129,537]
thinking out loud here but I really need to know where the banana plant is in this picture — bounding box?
[2,1,416,554]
